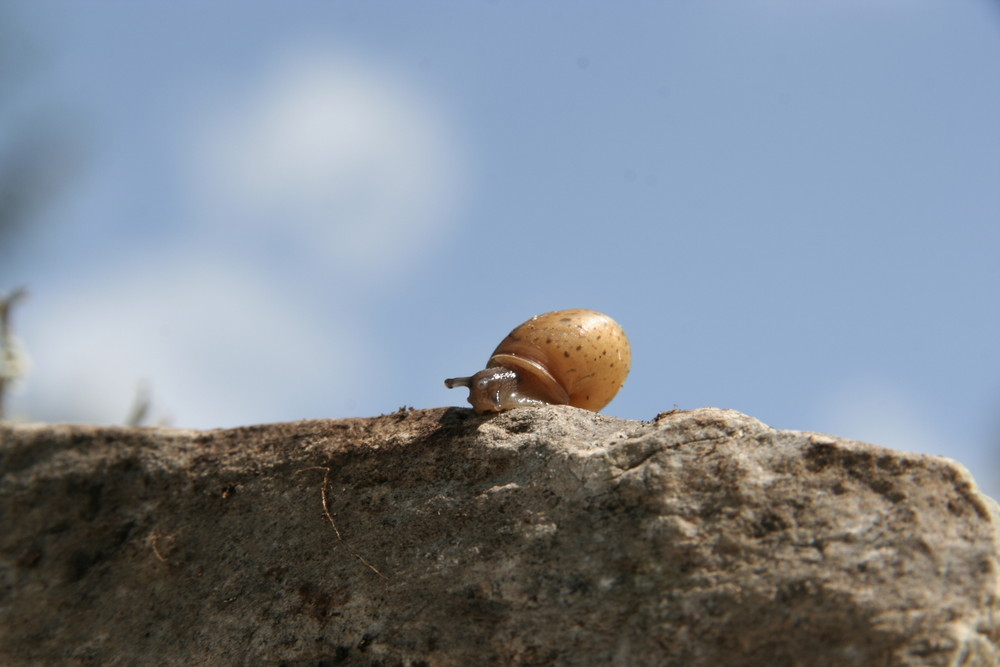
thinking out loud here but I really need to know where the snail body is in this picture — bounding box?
[444,309,630,413]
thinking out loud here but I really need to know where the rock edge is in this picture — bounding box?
[1,406,998,666]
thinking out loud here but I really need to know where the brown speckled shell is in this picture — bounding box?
[487,309,631,412]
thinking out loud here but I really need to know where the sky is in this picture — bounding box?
[1,2,999,494]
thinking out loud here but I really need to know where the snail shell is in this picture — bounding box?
[444,309,630,413]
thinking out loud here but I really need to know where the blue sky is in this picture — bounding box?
[2,2,999,493]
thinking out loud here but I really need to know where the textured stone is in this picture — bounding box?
[1,406,998,665]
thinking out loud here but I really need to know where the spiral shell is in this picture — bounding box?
[444,309,630,413]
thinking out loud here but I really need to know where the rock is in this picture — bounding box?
[1,406,998,665]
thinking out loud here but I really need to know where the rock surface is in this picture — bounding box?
[1,406,998,666]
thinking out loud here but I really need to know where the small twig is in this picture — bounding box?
[296,466,342,539]
[352,550,389,580]
[0,287,28,421]
[150,530,171,564]
[296,466,389,580]
[125,380,152,427]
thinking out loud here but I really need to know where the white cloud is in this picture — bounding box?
[6,49,467,428]
[10,256,373,428]
[189,48,466,286]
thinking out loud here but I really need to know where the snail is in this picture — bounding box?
[444,309,631,413]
